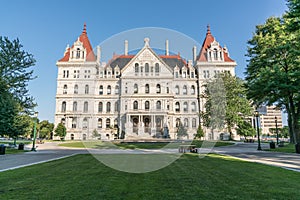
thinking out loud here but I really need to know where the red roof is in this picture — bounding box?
[197,25,234,62]
[59,23,96,62]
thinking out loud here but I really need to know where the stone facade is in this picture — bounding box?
[54,25,236,140]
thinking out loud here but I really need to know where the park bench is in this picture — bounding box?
[178,145,197,153]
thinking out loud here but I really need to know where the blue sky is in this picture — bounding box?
[0,0,287,122]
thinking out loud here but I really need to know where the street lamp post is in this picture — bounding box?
[275,116,279,145]
[31,111,39,151]
[255,110,262,150]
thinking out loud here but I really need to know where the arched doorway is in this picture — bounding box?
[144,117,151,133]
[133,117,139,133]
[156,117,162,137]
[83,134,87,140]
[71,134,74,140]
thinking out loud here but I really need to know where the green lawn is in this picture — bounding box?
[0,154,299,199]
[5,148,29,154]
[266,143,297,153]
[59,140,234,149]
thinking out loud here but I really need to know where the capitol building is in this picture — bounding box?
[54,24,237,140]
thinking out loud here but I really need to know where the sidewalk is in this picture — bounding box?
[0,142,86,172]
[213,142,300,172]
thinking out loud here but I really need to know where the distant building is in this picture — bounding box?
[54,24,236,140]
[257,106,283,135]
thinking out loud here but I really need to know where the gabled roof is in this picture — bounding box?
[107,54,188,70]
[59,23,96,62]
[197,25,234,62]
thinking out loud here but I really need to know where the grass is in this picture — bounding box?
[266,143,297,153]
[4,148,29,154]
[0,154,299,199]
[59,140,234,149]
[0,140,31,145]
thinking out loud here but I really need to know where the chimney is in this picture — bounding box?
[124,40,128,55]
[193,46,197,63]
[97,46,101,63]
[188,60,193,67]
[165,40,169,56]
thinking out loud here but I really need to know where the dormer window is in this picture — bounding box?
[213,49,218,60]
[76,48,80,58]
[135,63,139,73]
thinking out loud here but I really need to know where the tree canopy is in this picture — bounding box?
[0,37,36,138]
[245,0,300,145]
[55,123,66,140]
[201,73,253,139]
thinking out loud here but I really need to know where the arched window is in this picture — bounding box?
[192,118,197,128]
[98,118,102,128]
[213,49,218,60]
[74,84,78,94]
[63,85,67,94]
[72,117,77,128]
[145,84,150,93]
[114,118,118,129]
[85,85,89,94]
[191,85,195,95]
[115,101,119,112]
[61,101,66,112]
[191,72,195,78]
[156,101,161,110]
[107,85,111,95]
[176,118,181,127]
[83,101,88,113]
[145,63,149,73]
[99,85,103,95]
[191,102,196,112]
[175,85,180,95]
[175,72,179,78]
[175,102,180,112]
[145,101,150,110]
[134,84,138,94]
[133,101,138,110]
[106,102,111,113]
[184,118,188,127]
[183,102,188,112]
[155,63,159,73]
[98,102,103,112]
[73,101,77,111]
[125,87,128,94]
[135,63,139,73]
[115,85,119,94]
[156,84,161,94]
[106,118,110,128]
[76,48,80,58]
[83,118,88,129]
[166,87,169,94]
[183,85,187,95]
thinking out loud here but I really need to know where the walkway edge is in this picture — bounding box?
[0,153,78,173]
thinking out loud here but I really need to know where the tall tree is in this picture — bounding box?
[245,13,300,148]
[176,122,188,139]
[201,73,253,140]
[38,120,54,139]
[54,123,66,140]
[0,37,36,138]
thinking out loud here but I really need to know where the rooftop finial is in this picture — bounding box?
[83,23,87,34]
[207,24,211,35]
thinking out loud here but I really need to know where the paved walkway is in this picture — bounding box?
[0,142,299,172]
[0,143,87,172]
[213,142,300,172]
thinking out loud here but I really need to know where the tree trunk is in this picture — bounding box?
[287,110,295,143]
[288,96,300,153]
